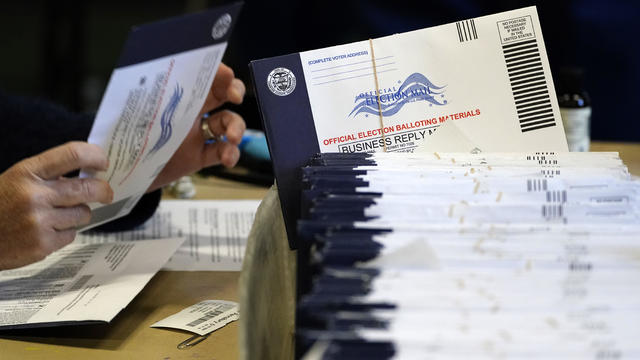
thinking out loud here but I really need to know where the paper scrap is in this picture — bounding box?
[151,300,239,336]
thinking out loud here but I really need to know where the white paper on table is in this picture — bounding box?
[76,199,260,271]
[0,237,184,329]
[151,300,239,336]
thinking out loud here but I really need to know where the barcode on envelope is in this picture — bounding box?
[456,19,478,42]
[546,190,567,203]
[503,39,556,133]
[542,204,563,220]
[527,179,548,192]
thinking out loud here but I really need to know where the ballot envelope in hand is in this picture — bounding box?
[80,3,242,231]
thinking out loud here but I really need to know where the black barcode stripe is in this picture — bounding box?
[526,178,550,192]
[522,122,556,132]
[510,71,545,83]
[502,38,536,49]
[505,53,540,64]
[515,94,549,106]
[504,47,539,59]
[522,119,555,129]
[514,89,547,101]
[523,117,555,127]
[517,104,552,116]
[506,54,541,66]
[519,104,552,114]
[463,21,469,41]
[513,85,547,97]
[510,70,544,81]
[456,19,478,42]
[522,116,555,127]
[512,79,546,91]
[503,42,537,54]
[506,57,542,68]
[508,65,544,78]
[511,76,545,87]
[508,61,542,73]
[471,19,477,38]
[519,114,554,124]
[542,204,563,219]
[518,100,551,111]
[513,85,547,96]
[519,102,551,112]
[519,109,553,120]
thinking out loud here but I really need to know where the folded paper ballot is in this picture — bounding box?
[250,6,568,248]
[80,3,242,231]
[0,238,184,329]
[296,151,640,359]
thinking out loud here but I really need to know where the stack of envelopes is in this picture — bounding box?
[296,151,640,359]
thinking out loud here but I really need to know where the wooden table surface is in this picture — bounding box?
[0,175,269,360]
[591,141,640,176]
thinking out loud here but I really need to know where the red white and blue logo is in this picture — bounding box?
[349,73,447,118]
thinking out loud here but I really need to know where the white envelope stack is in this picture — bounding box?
[297,151,640,359]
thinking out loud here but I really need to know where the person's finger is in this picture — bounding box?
[47,177,114,206]
[202,64,245,112]
[202,141,240,168]
[50,205,92,231]
[206,110,246,145]
[219,143,241,168]
[25,142,109,180]
[209,63,235,105]
[51,228,78,250]
[226,78,246,105]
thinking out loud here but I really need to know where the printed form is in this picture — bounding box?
[0,238,184,329]
[76,200,260,271]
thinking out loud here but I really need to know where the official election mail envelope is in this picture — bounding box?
[249,6,568,248]
[80,3,242,230]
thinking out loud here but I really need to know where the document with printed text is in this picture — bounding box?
[80,3,242,230]
[0,238,184,329]
[76,199,260,271]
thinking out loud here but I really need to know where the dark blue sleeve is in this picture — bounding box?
[0,89,161,231]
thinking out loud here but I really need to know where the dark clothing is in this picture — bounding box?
[0,90,160,231]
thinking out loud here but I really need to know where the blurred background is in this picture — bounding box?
[0,0,638,142]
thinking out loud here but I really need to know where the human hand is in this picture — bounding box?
[148,62,246,192]
[0,142,113,270]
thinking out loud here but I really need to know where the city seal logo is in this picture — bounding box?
[211,13,232,40]
[267,67,296,96]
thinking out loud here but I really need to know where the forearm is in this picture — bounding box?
[0,90,93,174]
